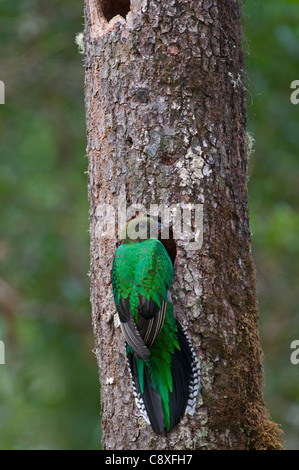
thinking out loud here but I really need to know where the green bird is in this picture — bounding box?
[112,216,200,433]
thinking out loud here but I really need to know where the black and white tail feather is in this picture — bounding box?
[182,324,200,416]
[126,322,200,433]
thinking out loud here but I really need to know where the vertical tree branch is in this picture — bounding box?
[84,0,283,449]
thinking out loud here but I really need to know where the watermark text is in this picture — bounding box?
[0,80,4,104]
[0,340,5,365]
[95,195,203,250]
[290,340,299,365]
[290,80,299,104]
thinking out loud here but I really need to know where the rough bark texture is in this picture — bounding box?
[84,0,283,450]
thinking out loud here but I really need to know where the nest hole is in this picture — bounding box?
[101,0,131,22]
[146,214,177,265]
[159,226,177,266]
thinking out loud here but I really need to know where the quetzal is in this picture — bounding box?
[111,216,200,433]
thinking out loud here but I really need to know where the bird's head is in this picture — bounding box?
[120,216,161,243]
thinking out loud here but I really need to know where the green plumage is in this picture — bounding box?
[112,238,179,431]
[126,305,180,431]
[112,217,198,433]
[112,239,173,321]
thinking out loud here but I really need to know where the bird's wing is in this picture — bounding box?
[112,239,173,358]
[137,295,168,350]
[117,296,150,360]
[132,239,173,350]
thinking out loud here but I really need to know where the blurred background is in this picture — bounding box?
[0,0,298,450]
[243,0,299,450]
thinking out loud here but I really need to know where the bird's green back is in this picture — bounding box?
[112,237,181,431]
[112,238,173,323]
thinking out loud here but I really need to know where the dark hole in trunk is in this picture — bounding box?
[147,214,177,265]
[101,0,131,22]
[159,228,177,266]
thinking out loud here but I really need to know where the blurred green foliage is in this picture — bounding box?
[0,0,298,450]
[0,0,100,449]
[243,0,299,450]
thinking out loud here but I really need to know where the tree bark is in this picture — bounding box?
[84,0,283,450]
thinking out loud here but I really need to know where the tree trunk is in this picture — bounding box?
[84,0,283,450]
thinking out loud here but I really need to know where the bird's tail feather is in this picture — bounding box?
[127,320,200,433]
[127,351,165,433]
